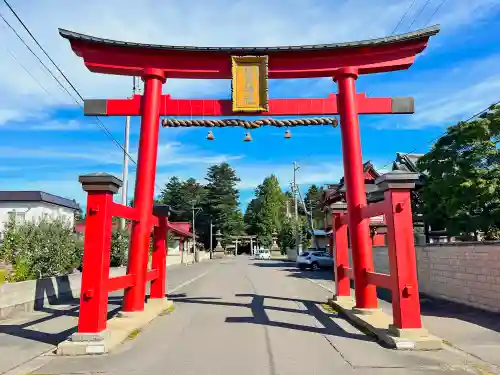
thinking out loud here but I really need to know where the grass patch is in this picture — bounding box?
[0,269,7,285]
[127,329,141,340]
[159,304,175,316]
[470,363,497,375]
[321,303,338,315]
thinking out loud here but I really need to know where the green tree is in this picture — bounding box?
[418,104,500,239]
[254,175,285,237]
[244,198,261,235]
[304,184,324,225]
[278,217,295,250]
[158,177,185,220]
[204,163,244,241]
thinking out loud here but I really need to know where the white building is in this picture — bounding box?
[0,191,80,235]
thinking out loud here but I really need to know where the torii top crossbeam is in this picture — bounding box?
[59,26,438,79]
[59,26,439,118]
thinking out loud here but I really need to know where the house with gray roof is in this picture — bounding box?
[0,191,80,235]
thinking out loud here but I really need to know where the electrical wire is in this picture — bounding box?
[2,0,166,191]
[3,46,52,97]
[406,0,433,31]
[391,0,418,35]
[0,12,78,102]
[422,0,447,27]
[377,101,500,171]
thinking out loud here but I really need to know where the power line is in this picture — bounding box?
[391,0,418,35]
[406,0,433,31]
[3,46,52,97]
[4,0,83,103]
[464,101,500,122]
[377,101,500,171]
[0,11,78,102]
[422,0,447,27]
[2,1,165,192]
[374,0,448,171]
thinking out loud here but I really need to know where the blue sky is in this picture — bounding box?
[1,0,500,211]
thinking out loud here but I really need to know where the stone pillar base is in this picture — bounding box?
[329,295,354,305]
[388,324,429,339]
[352,307,383,315]
[212,249,225,259]
[327,297,442,350]
[57,299,174,355]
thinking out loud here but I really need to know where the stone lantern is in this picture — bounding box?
[213,230,225,259]
[270,231,280,257]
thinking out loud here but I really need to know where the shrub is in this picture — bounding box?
[110,228,129,267]
[0,218,83,281]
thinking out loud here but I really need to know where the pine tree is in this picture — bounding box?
[204,163,244,240]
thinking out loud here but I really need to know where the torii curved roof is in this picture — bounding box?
[59,25,439,79]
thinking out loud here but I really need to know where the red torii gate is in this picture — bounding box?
[59,25,439,340]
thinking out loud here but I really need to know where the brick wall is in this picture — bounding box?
[372,243,500,313]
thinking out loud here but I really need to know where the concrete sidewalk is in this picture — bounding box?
[0,260,218,375]
[301,265,500,368]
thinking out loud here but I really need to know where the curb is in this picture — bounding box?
[327,297,443,350]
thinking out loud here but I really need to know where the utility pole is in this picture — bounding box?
[191,202,202,263]
[209,218,214,259]
[120,77,135,229]
[293,162,302,256]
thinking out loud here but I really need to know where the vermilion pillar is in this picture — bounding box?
[377,172,422,329]
[335,67,378,309]
[77,173,122,333]
[150,217,168,299]
[123,68,166,312]
[333,212,350,298]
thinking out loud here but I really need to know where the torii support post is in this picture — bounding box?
[77,173,122,334]
[335,67,378,310]
[331,202,350,301]
[376,172,423,331]
[123,68,166,312]
[150,204,171,300]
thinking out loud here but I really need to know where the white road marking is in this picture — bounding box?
[169,270,210,294]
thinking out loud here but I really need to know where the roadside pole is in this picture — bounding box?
[120,77,135,230]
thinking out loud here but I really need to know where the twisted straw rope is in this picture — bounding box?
[161,117,338,129]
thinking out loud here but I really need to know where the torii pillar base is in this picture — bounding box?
[57,299,173,356]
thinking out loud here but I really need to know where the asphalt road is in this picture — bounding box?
[25,256,486,375]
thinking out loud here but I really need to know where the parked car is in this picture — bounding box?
[297,251,333,270]
[255,249,271,260]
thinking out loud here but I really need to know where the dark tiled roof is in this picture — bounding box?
[393,152,424,173]
[59,25,439,54]
[0,191,80,210]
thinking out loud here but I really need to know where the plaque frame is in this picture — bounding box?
[231,55,269,112]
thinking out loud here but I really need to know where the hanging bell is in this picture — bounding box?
[243,131,253,142]
[206,129,215,141]
[284,128,292,139]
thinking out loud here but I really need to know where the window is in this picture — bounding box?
[7,211,25,225]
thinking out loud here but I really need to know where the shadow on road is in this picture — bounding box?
[169,293,375,343]
[0,295,122,347]
[255,261,500,336]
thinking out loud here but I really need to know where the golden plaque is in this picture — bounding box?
[231,56,268,112]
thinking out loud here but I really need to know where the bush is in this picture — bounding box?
[110,228,129,267]
[0,218,83,282]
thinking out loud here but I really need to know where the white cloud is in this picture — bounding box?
[1,0,499,124]
[155,142,244,167]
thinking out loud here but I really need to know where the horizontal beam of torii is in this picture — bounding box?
[84,93,414,118]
